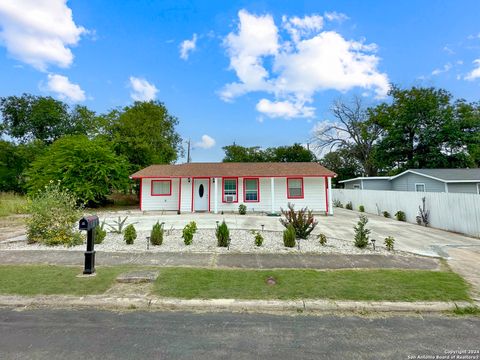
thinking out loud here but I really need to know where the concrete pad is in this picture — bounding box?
[116,270,159,283]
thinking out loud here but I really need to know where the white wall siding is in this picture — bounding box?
[141,178,179,211]
[333,189,480,238]
[141,176,328,213]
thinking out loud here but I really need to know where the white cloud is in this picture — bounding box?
[129,76,158,101]
[443,46,455,55]
[324,11,349,22]
[282,14,324,43]
[195,134,216,149]
[432,63,452,76]
[256,98,314,118]
[220,10,279,101]
[44,74,85,102]
[465,59,480,80]
[0,0,86,71]
[180,33,197,60]
[220,10,389,118]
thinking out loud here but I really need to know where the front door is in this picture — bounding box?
[193,179,209,211]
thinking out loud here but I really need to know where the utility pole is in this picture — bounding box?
[187,139,191,163]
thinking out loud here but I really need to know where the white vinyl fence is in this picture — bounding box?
[332,189,480,238]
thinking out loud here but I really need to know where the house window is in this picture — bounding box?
[287,178,304,199]
[151,180,171,196]
[353,184,361,189]
[244,178,259,202]
[223,178,238,202]
[415,183,426,192]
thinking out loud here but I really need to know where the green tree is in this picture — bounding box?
[371,86,479,172]
[26,135,130,205]
[0,94,70,143]
[320,149,361,185]
[313,97,382,176]
[222,143,315,162]
[110,101,182,170]
[0,140,46,193]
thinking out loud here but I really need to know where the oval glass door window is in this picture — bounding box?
[199,184,204,198]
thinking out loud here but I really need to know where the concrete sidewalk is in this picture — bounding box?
[0,293,475,315]
[0,250,440,270]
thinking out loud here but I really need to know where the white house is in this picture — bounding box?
[130,162,336,214]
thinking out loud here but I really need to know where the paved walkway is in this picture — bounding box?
[0,250,439,270]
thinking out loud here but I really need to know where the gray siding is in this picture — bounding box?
[447,183,480,194]
[391,173,445,192]
[363,179,392,190]
[344,180,362,189]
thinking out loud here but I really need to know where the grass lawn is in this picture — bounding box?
[153,268,472,302]
[0,265,129,296]
[0,193,28,217]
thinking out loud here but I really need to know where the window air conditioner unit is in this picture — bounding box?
[225,195,234,203]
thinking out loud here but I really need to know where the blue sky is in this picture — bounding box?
[1,1,480,162]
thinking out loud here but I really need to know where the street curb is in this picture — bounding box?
[0,295,477,314]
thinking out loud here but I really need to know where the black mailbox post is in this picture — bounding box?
[79,215,99,275]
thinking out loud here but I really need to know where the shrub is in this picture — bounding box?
[238,204,247,215]
[333,199,343,208]
[182,221,197,245]
[359,205,365,212]
[395,211,406,222]
[279,203,318,239]
[216,221,230,247]
[345,202,353,210]
[318,233,327,246]
[26,181,82,247]
[283,224,296,248]
[353,215,371,248]
[384,236,395,251]
[383,211,391,218]
[150,221,164,245]
[124,224,137,245]
[417,197,429,227]
[252,231,263,247]
[95,220,107,244]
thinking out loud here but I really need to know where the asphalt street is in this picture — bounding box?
[0,309,478,359]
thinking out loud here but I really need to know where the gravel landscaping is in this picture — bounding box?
[0,229,401,255]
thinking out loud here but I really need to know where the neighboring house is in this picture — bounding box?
[339,169,480,194]
[130,162,336,214]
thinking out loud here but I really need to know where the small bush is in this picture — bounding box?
[26,181,82,247]
[384,236,395,251]
[238,204,247,215]
[106,216,130,234]
[345,202,353,210]
[216,221,230,247]
[252,231,263,247]
[124,224,137,245]
[182,221,197,246]
[354,215,371,248]
[395,211,406,222]
[333,199,343,208]
[383,211,391,218]
[318,233,327,246]
[359,205,365,212]
[283,224,296,248]
[150,221,164,246]
[279,203,318,239]
[95,220,107,244]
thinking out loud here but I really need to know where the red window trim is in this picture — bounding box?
[151,179,172,196]
[287,177,304,199]
[222,177,239,203]
[243,177,260,203]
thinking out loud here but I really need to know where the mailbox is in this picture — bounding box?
[79,216,99,231]
[78,215,99,275]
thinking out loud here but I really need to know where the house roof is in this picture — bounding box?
[338,176,390,183]
[389,169,480,183]
[130,162,336,179]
